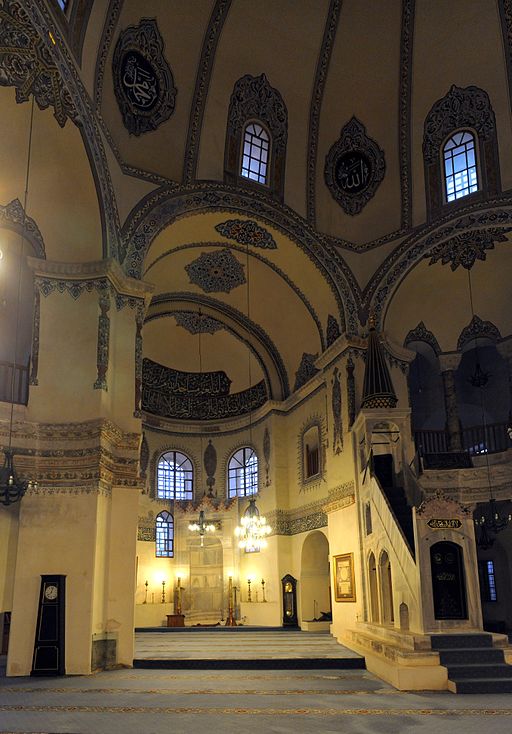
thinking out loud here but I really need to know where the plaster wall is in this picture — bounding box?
[0,504,18,613]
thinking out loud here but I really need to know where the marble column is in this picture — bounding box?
[439,353,462,452]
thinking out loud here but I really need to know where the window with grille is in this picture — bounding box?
[443,131,478,202]
[240,123,270,184]
[303,425,320,480]
[228,447,258,497]
[155,511,174,557]
[478,559,497,602]
[57,0,69,11]
[157,451,193,500]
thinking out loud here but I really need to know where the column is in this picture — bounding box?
[439,353,462,452]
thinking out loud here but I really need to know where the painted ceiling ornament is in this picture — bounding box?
[326,314,341,347]
[215,219,277,249]
[228,73,288,154]
[457,315,501,352]
[423,85,495,165]
[424,227,511,271]
[174,311,224,335]
[0,0,78,127]
[324,117,385,216]
[203,440,217,498]
[404,321,441,356]
[185,248,246,293]
[112,18,176,136]
[263,426,271,487]
[294,353,319,391]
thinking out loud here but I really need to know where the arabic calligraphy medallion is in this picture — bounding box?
[325,117,385,215]
[113,19,177,136]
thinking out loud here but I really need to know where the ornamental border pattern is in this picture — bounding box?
[306,0,342,226]
[144,241,325,350]
[182,0,232,183]
[93,0,124,109]
[120,184,354,332]
[27,0,121,259]
[0,198,45,258]
[398,0,415,229]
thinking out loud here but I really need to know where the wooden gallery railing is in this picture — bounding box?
[0,361,30,406]
[414,422,511,457]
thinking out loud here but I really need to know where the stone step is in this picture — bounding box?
[448,677,512,694]
[438,647,505,665]
[445,663,512,679]
[431,633,493,649]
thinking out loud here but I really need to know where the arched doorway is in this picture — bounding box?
[379,550,394,624]
[430,541,467,620]
[368,552,380,623]
[300,531,330,623]
[188,535,223,624]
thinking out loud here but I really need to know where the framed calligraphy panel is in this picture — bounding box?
[333,552,356,602]
[113,19,177,136]
[325,117,385,216]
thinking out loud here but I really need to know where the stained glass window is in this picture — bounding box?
[157,451,193,500]
[443,130,478,202]
[155,511,174,557]
[57,0,69,12]
[240,123,270,184]
[228,447,258,497]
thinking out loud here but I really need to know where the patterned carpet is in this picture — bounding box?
[2,660,512,734]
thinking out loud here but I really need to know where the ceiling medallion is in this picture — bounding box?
[112,18,177,136]
[324,117,385,216]
[185,249,246,294]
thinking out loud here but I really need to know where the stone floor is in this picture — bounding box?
[1,657,512,734]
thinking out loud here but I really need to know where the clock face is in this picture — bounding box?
[44,584,58,601]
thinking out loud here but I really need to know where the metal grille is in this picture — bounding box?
[241,123,269,184]
[443,130,478,202]
[228,447,258,497]
[157,451,193,500]
[155,511,174,557]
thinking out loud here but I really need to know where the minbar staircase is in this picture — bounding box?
[375,479,415,553]
[431,633,512,693]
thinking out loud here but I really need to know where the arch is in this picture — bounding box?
[146,292,290,400]
[407,340,446,431]
[423,85,499,220]
[300,530,330,623]
[225,73,287,198]
[120,185,353,332]
[368,551,379,623]
[155,511,174,557]
[379,550,394,624]
[227,446,258,498]
[404,321,441,356]
[430,541,467,620]
[457,315,501,352]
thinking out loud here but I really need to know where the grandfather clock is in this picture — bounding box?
[31,574,66,676]
[281,574,298,627]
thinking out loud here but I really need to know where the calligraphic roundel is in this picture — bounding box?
[112,18,177,136]
[324,117,385,216]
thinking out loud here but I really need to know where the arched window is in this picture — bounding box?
[157,451,193,500]
[155,511,174,557]
[228,447,258,497]
[443,130,478,202]
[240,122,270,184]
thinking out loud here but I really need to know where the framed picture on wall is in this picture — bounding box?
[333,552,356,602]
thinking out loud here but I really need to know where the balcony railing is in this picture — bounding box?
[414,422,511,458]
[0,361,30,406]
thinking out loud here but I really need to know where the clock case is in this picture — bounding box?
[31,574,66,676]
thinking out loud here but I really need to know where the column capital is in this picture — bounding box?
[439,352,462,372]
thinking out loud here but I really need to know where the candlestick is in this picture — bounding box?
[225,576,236,626]
[176,576,182,615]
[161,579,166,604]
[261,578,266,603]
[143,580,148,604]
[151,592,154,604]
[247,578,252,602]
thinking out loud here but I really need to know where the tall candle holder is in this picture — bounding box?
[247,578,252,602]
[225,576,237,626]
[161,579,166,604]
[143,580,148,604]
[176,576,182,615]
[261,578,266,602]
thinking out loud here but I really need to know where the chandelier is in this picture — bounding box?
[235,497,271,553]
[188,509,215,547]
[475,498,512,550]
